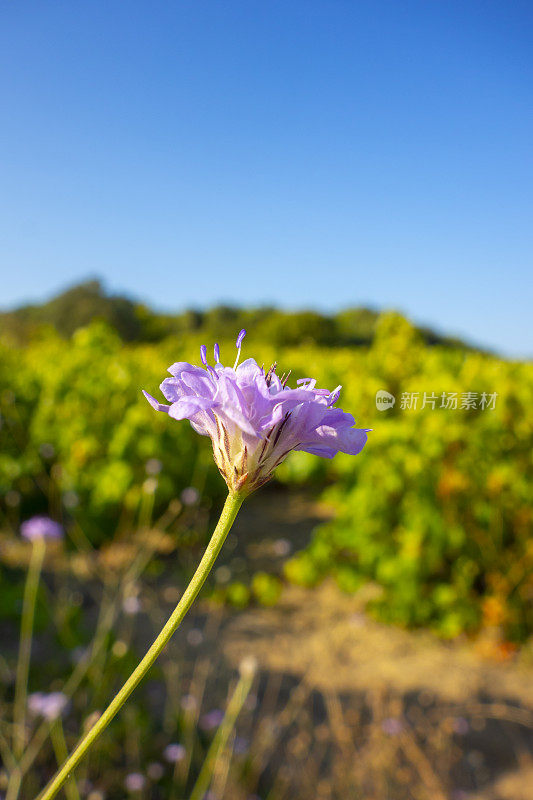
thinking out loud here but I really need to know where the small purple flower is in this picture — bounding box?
[199,709,224,731]
[21,516,63,542]
[39,443,55,459]
[163,743,186,763]
[180,693,198,712]
[28,691,68,721]
[144,331,369,495]
[124,773,145,792]
[147,762,164,780]
[452,716,469,735]
[186,628,203,646]
[381,717,405,736]
[63,491,79,509]
[233,736,250,755]
[145,458,163,475]
[122,596,141,615]
[181,486,200,505]
[272,538,291,556]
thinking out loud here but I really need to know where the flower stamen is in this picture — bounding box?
[281,370,292,388]
[234,329,246,369]
[265,363,277,386]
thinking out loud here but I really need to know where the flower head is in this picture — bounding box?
[147,762,164,781]
[199,709,224,731]
[144,331,369,495]
[124,773,145,792]
[122,595,141,615]
[21,516,63,542]
[163,743,186,763]
[381,717,405,736]
[28,691,69,721]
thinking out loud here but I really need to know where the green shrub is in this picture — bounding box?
[1,312,531,640]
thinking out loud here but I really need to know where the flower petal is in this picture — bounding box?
[168,397,217,421]
[167,362,208,378]
[215,374,258,436]
[296,426,368,457]
[142,390,170,413]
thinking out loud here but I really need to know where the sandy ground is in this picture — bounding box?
[4,487,532,798]
[211,581,533,800]
[222,581,533,707]
[177,487,533,800]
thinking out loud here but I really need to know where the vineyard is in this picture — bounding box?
[2,312,531,645]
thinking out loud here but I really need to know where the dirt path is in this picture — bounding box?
[212,581,533,800]
[167,486,533,799]
[221,581,533,708]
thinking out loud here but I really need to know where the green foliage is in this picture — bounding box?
[283,315,533,642]
[225,581,252,608]
[0,279,473,350]
[251,571,282,606]
[0,279,144,341]
[0,322,224,545]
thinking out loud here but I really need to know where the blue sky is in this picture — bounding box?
[1,1,532,356]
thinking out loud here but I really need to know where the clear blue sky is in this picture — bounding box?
[1,1,532,356]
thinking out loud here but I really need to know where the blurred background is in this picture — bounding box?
[1,2,532,799]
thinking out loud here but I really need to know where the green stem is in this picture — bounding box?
[189,663,255,800]
[5,769,22,800]
[50,722,80,800]
[13,537,46,760]
[36,491,244,800]
[21,540,162,780]
[20,589,119,778]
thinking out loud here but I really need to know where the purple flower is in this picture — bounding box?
[147,762,164,780]
[21,516,63,541]
[181,486,200,505]
[124,773,145,792]
[452,717,470,735]
[199,709,224,731]
[381,717,405,736]
[122,596,141,615]
[233,736,250,754]
[28,691,68,721]
[144,331,369,495]
[180,693,198,712]
[145,458,162,475]
[163,743,186,763]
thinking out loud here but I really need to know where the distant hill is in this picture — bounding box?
[0,278,472,350]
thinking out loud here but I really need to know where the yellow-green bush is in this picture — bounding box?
[1,314,531,640]
[282,315,533,642]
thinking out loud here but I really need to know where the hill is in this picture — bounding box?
[0,278,472,349]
